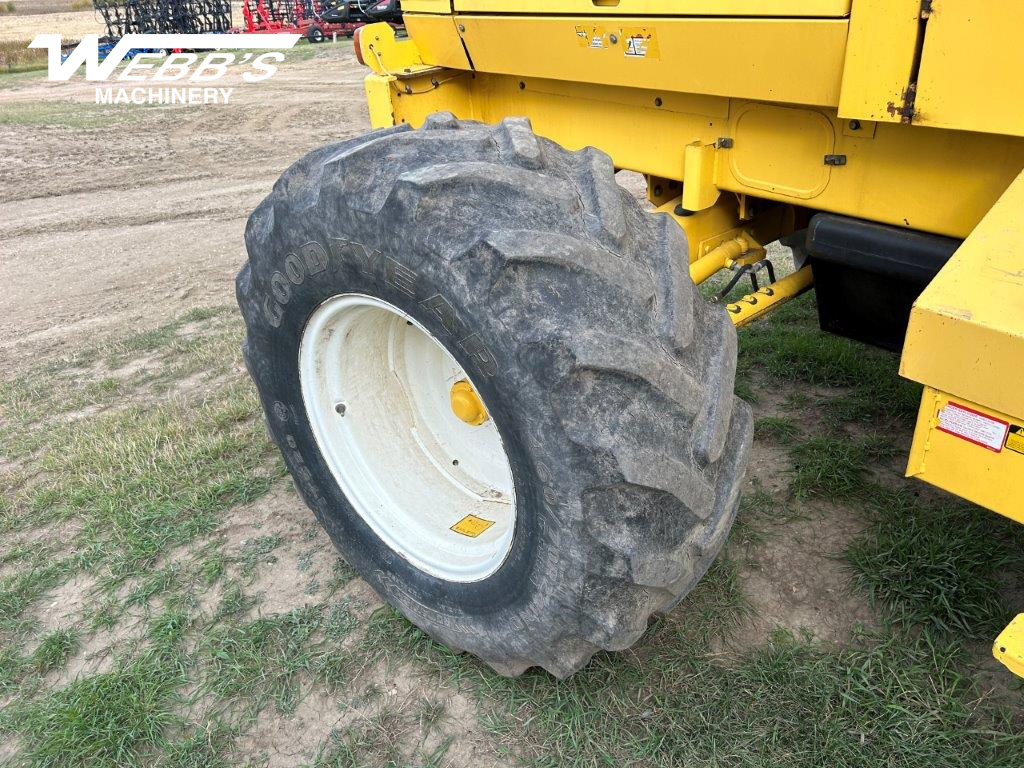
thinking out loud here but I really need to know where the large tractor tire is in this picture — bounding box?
[236,114,753,677]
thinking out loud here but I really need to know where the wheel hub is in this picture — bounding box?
[298,294,516,582]
[449,380,489,426]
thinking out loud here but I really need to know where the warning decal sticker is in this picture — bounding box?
[622,27,660,60]
[450,514,495,538]
[1006,424,1024,455]
[936,402,1009,453]
[625,36,647,57]
[575,24,607,49]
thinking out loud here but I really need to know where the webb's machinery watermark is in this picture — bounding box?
[29,34,300,105]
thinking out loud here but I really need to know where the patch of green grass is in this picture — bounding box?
[211,581,256,623]
[87,598,121,632]
[1,646,28,693]
[754,415,800,444]
[148,606,192,654]
[358,607,484,684]
[202,604,354,715]
[0,101,143,128]
[475,627,1024,768]
[199,548,229,586]
[0,306,240,460]
[0,556,79,634]
[788,433,893,501]
[847,488,1024,638]
[734,371,758,405]
[31,628,79,675]
[123,564,182,609]
[0,306,284,685]
[416,697,447,735]
[159,722,234,768]
[20,385,280,578]
[324,558,358,594]
[308,708,423,768]
[737,294,921,425]
[672,555,751,646]
[1,651,183,768]
[730,484,805,555]
[237,535,283,581]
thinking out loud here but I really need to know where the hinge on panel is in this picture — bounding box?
[824,154,847,166]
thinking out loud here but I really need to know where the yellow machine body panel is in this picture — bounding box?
[449,0,852,16]
[837,0,920,124]
[913,3,1024,138]
[427,15,850,108]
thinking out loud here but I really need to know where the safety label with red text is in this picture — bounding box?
[936,402,1008,452]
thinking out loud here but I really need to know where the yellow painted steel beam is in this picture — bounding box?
[689,237,752,285]
[381,14,1024,238]
[402,0,451,12]
[725,266,813,327]
[402,14,472,70]
[364,73,399,128]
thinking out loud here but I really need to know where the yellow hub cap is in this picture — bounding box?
[450,380,489,426]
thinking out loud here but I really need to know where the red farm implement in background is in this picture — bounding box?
[239,0,403,42]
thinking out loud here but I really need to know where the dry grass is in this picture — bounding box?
[3,0,78,13]
[0,40,47,73]
[0,9,105,43]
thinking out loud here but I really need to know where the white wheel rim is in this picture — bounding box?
[299,294,516,582]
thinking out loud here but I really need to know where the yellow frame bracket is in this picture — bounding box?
[995,614,1024,678]
[682,141,722,213]
[726,266,814,327]
[359,22,426,75]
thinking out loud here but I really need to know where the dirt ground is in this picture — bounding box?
[0,41,368,368]
[2,36,1021,768]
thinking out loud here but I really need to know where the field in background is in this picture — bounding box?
[0,3,103,72]
[3,0,89,14]
[1,42,1023,768]
[0,9,103,43]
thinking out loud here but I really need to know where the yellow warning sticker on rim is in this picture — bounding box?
[450,514,495,538]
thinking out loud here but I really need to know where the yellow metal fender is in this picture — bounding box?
[901,169,1024,528]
